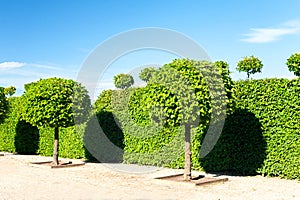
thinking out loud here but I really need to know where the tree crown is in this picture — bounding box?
[236,56,263,78]
[113,74,134,89]
[286,52,300,77]
[22,77,91,128]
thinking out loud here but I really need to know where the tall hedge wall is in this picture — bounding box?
[94,78,300,180]
[1,73,299,181]
[233,78,300,179]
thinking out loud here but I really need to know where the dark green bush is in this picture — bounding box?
[201,108,266,175]
[15,120,39,154]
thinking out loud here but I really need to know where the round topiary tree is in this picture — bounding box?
[286,52,300,76]
[147,59,230,180]
[0,87,8,123]
[4,86,16,97]
[114,74,134,89]
[22,77,91,165]
[139,67,157,82]
[236,56,263,79]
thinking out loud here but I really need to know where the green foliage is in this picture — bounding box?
[4,86,16,97]
[139,67,157,82]
[234,78,300,179]
[113,74,134,89]
[22,77,91,128]
[286,52,300,76]
[0,96,86,158]
[94,89,113,112]
[93,89,124,149]
[237,56,263,78]
[0,87,8,123]
[15,120,39,154]
[37,126,86,159]
[104,58,234,168]
[0,97,38,153]
[111,89,184,167]
[201,108,266,175]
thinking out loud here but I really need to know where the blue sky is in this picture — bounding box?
[1,0,300,98]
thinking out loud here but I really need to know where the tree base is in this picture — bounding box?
[30,160,85,168]
[155,173,228,186]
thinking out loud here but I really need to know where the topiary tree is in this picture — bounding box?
[286,53,300,76]
[22,77,91,165]
[139,67,157,82]
[114,74,134,89]
[148,59,229,180]
[0,87,9,123]
[4,86,16,97]
[236,56,263,79]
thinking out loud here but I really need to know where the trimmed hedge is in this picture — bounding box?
[94,70,299,180]
[0,97,26,153]
[0,96,86,158]
[1,66,299,181]
[0,87,8,123]
[233,78,300,179]
[107,59,234,169]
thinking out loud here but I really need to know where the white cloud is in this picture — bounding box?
[0,62,79,96]
[241,19,300,43]
[0,62,26,70]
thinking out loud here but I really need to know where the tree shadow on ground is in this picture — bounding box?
[15,120,39,155]
[84,111,124,163]
[201,108,266,176]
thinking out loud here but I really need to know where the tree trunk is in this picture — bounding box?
[53,126,59,165]
[183,124,192,181]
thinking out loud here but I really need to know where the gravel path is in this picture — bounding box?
[0,153,299,200]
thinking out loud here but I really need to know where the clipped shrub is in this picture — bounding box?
[4,86,16,97]
[286,52,300,76]
[139,67,157,82]
[113,74,134,89]
[237,55,263,78]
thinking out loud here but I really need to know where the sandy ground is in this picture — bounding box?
[0,153,299,200]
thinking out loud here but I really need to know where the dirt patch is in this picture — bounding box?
[0,153,299,200]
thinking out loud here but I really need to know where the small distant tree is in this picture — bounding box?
[4,86,16,97]
[114,74,134,89]
[237,56,263,78]
[139,67,157,82]
[286,53,300,76]
[22,78,91,165]
[0,87,8,123]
